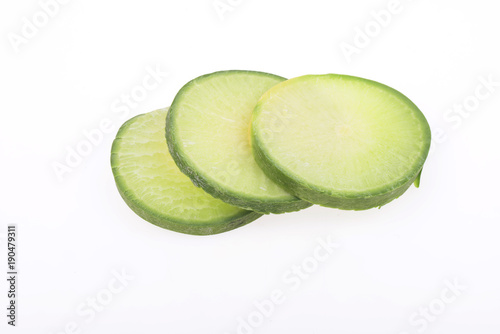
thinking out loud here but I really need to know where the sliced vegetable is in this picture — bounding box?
[251,74,431,210]
[166,71,311,214]
[111,108,261,235]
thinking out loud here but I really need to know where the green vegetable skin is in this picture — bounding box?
[251,74,431,210]
[166,71,311,214]
[111,108,261,235]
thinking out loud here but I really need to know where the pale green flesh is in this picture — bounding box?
[170,71,299,204]
[252,75,431,198]
[111,108,256,230]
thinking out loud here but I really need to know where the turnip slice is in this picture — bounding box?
[111,108,261,235]
[251,74,431,210]
[166,71,311,214]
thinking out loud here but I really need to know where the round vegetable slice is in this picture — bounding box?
[251,74,431,210]
[111,108,261,235]
[166,70,311,214]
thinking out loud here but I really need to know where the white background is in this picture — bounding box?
[1,0,499,333]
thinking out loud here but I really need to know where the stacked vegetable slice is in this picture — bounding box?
[166,71,311,214]
[251,74,431,210]
[111,108,261,235]
[111,71,431,235]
